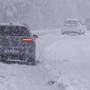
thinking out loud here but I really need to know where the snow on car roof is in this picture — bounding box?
[0,23,29,27]
[64,19,80,21]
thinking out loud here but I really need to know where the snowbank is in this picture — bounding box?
[42,34,90,90]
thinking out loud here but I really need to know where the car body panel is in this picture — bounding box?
[0,24,36,65]
[62,19,85,35]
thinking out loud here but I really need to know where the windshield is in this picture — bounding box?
[0,26,30,36]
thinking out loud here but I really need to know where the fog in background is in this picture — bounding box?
[0,0,90,30]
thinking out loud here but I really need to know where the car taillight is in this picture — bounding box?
[21,38,33,42]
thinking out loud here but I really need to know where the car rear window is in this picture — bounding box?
[64,20,79,27]
[0,26,30,36]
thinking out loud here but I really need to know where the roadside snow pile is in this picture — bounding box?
[44,35,89,62]
[42,35,90,90]
[32,29,60,38]
[36,30,60,60]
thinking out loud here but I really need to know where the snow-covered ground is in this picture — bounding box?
[0,62,58,90]
[41,31,90,90]
[0,29,90,90]
[0,29,60,90]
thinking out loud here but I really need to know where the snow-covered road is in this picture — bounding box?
[0,30,60,90]
[0,30,90,90]
[42,32,90,90]
[0,63,58,90]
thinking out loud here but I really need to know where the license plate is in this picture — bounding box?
[4,49,19,54]
[6,59,20,61]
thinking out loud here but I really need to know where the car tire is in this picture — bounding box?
[2,55,6,63]
[26,57,36,65]
[0,55,2,62]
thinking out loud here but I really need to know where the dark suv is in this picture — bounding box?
[0,24,36,65]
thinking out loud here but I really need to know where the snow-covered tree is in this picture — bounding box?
[0,0,30,22]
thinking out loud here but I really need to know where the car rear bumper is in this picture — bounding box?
[0,53,25,62]
[0,52,35,64]
[0,46,36,64]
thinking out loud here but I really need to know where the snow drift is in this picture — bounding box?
[42,34,90,90]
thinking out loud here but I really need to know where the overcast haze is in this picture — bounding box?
[0,1,90,90]
[0,0,90,29]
